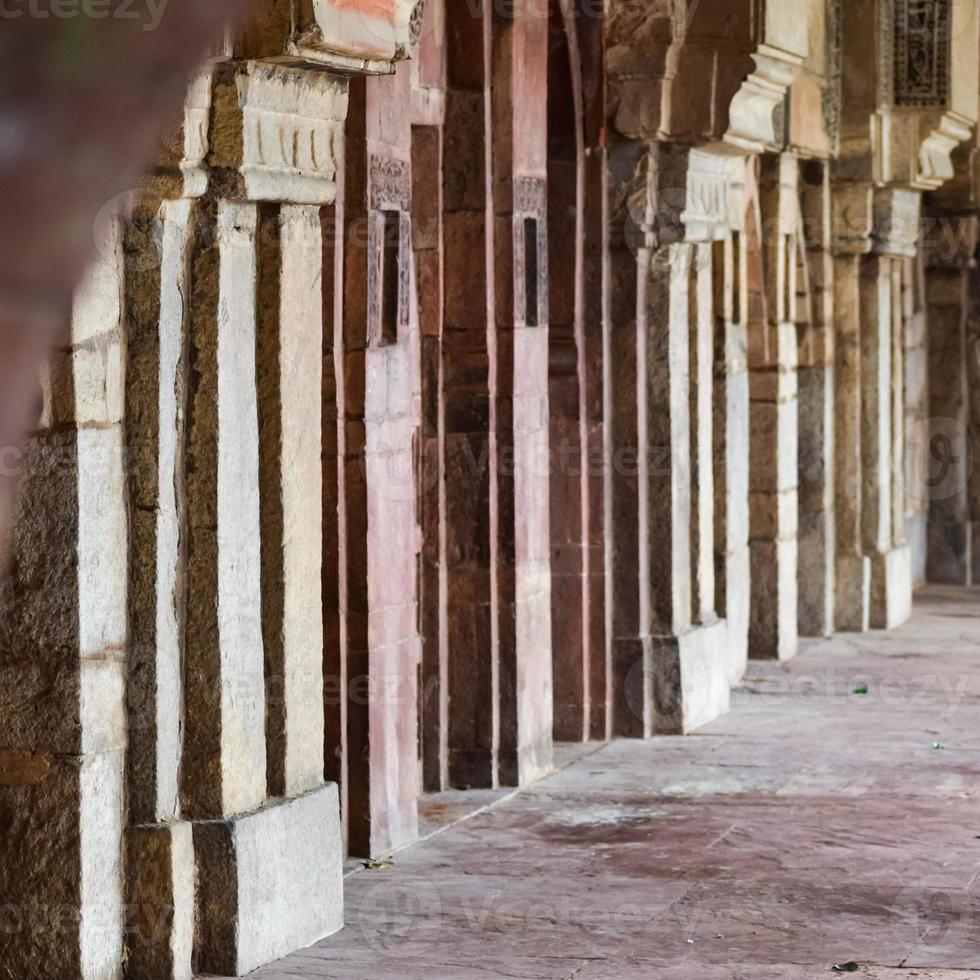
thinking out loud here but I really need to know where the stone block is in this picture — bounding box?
[907,511,928,586]
[194,784,345,977]
[125,823,195,980]
[73,338,125,426]
[797,508,834,638]
[749,538,798,661]
[835,553,871,632]
[72,217,122,345]
[652,618,730,735]
[77,425,127,659]
[0,750,124,980]
[927,517,971,585]
[870,545,913,630]
[724,544,751,685]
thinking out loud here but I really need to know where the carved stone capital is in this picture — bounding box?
[681,149,744,243]
[872,188,922,258]
[831,183,875,255]
[209,61,348,205]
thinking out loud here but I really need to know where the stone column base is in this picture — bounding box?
[870,545,912,630]
[835,554,871,632]
[194,783,344,977]
[927,517,971,585]
[652,618,731,735]
[725,545,751,686]
[126,823,195,980]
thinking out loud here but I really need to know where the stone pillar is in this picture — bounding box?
[181,61,344,974]
[441,0,497,788]
[338,69,421,855]
[860,190,915,629]
[607,138,646,738]
[903,253,929,585]
[642,148,729,734]
[411,120,449,791]
[797,160,835,638]
[0,218,128,980]
[258,204,326,799]
[491,2,554,785]
[970,269,980,584]
[924,217,977,584]
[547,17,587,742]
[713,222,752,685]
[124,194,197,980]
[748,154,799,661]
[547,0,609,746]
[831,244,871,631]
[583,146,610,741]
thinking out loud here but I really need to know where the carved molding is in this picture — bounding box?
[210,61,349,205]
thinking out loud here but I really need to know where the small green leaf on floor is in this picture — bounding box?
[933,742,945,750]
[853,686,869,695]
[363,858,394,870]
[831,963,859,973]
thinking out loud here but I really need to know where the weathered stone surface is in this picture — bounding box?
[651,619,730,735]
[194,784,345,977]
[125,823,195,980]
[258,204,326,799]
[183,199,267,819]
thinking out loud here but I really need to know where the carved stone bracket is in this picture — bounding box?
[917,110,975,191]
[209,61,349,205]
[725,44,804,154]
[288,0,426,74]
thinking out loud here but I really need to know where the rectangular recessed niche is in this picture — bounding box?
[381,210,400,345]
[524,216,539,327]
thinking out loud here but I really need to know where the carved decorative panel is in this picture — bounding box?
[512,178,548,329]
[822,0,842,154]
[368,156,412,347]
[369,156,412,211]
[894,0,951,107]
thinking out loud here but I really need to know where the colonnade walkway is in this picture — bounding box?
[246,587,980,980]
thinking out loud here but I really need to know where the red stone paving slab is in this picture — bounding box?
[243,589,980,980]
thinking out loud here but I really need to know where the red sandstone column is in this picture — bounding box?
[492,1,554,785]
[338,72,422,857]
[442,0,497,788]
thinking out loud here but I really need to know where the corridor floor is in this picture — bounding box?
[247,587,980,979]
